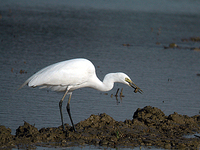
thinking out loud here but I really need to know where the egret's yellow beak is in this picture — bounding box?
[125,78,143,94]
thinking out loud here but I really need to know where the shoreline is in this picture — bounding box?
[1,106,200,149]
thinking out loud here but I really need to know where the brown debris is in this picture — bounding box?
[19,70,27,74]
[182,37,200,42]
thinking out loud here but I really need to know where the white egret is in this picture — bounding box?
[19,58,142,131]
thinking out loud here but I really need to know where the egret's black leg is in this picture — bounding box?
[59,100,64,130]
[59,90,69,131]
[66,93,76,132]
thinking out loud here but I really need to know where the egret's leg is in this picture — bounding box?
[66,93,76,132]
[59,90,69,131]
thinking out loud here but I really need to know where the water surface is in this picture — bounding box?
[0,0,200,144]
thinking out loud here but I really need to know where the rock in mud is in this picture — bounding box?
[0,106,200,149]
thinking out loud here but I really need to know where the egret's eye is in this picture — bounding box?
[125,77,131,83]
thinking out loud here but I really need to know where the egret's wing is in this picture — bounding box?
[19,59,95,92]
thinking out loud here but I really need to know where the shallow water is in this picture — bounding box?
[0,0,200,148]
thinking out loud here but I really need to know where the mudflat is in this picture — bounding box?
[1,106,200,149]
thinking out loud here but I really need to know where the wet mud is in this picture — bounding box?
[1,106,200,149]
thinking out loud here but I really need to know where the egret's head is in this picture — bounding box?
[125,77,143,94]
[105,72,143,94]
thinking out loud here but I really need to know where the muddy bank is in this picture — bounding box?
[1,106,200,149]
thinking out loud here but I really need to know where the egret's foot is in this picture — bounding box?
[62,127,66,132]
[71,126,77,132]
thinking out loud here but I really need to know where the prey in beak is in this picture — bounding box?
[125,78,143,94]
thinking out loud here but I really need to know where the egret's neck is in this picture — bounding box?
[90,73,122,92]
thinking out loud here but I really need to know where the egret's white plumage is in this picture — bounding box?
[20,58,142,131]
[21,58,95,91]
